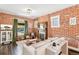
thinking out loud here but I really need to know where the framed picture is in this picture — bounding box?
[17,24,25,36]
[69,17,76,25]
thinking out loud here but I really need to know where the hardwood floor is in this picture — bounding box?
[0,43,79,55]
[0,43,23,55]
[0,44,12,55]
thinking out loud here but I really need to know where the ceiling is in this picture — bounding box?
[0,4,75,19]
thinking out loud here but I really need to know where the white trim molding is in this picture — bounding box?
[51,15,60,28]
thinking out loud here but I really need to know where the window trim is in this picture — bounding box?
[51,15,60,28]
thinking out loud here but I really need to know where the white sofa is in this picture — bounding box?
[22,39,52,55]
[22,37,67,55]
[22,43,35,55]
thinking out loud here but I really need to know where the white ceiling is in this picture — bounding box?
[0,4,75,19]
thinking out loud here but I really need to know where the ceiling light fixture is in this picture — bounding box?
[22,8,32,16]
[26,8,32,16]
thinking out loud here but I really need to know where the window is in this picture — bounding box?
[69,17,76,25]
[51,15,60,28]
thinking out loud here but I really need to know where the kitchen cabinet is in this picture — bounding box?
[0,24,13,44]
[0,31,12,44]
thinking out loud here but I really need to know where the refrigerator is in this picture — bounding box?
[38,24,46,41]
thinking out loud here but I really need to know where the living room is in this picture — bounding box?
[0,4,79,55]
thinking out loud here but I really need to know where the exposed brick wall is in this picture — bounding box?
[0,12,34,33]
[38,5,79,38]
[1,4,79,39]
[37,15,49,37]
[28,19,34,33]
[0,13,13,24]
